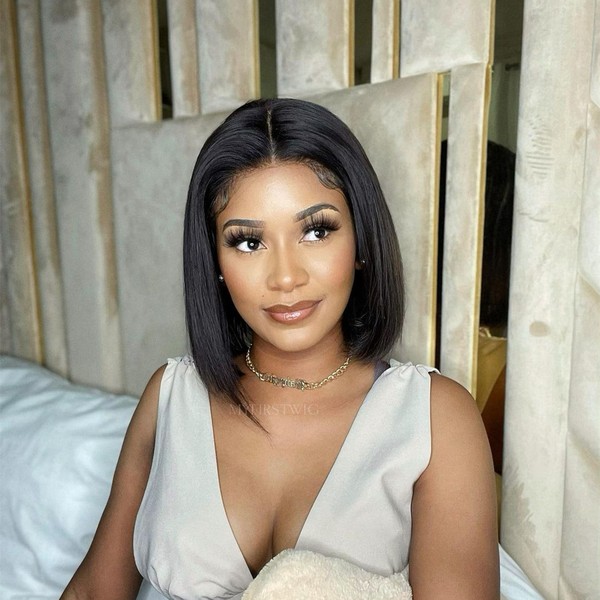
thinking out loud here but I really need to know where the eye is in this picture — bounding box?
[223,228,264,253]
[303,227,330,242]
[236,238,263,253]
[301,214,340,242]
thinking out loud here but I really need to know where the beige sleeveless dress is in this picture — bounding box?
[134,356,437,599]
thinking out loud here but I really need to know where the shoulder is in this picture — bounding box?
[424,373,491,476]
[429,372,482,429]
[141,363,169,406]
[148,355,198,393]
[409,373,499,597]
[113,363,170,481]
[145,362,169,393]
[131,363,169,444]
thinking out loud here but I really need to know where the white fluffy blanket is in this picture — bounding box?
[242,549,412,600]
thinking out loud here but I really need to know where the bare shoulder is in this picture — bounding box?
[144,362,168,392]
[133,363,168,438]
[60,363,168,600]
[114,362,167,458]
[428,372,484,441]
[408,372,500,599]
[415,372,494,500]
[421,371,495,493]
[429,372,479,415]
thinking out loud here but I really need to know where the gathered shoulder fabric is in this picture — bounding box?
[133,356,438,600]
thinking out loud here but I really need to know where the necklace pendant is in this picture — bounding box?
[282,377,296,389]
[297,379,308,391]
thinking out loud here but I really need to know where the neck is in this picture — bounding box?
[247,329,349,382]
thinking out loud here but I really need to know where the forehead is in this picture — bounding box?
[216,163,349,220]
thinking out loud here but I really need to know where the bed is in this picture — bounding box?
[0,354,543,599]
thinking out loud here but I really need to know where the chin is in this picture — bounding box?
[262,334,322,355]
[255,322,345,356]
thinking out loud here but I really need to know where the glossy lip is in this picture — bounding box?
[264,300,321,324]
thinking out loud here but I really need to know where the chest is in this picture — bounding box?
[211,396,362,576]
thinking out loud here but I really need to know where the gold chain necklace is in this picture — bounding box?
[245,347,351,391]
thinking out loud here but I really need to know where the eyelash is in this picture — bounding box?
[223,227,263,251]
[303,214,341,238]
[223,215,341,252]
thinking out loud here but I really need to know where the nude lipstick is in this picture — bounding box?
[264,300,320,323]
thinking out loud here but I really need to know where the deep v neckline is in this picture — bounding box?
[206,365,389,579]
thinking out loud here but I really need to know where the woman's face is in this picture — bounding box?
[215,162,357,355]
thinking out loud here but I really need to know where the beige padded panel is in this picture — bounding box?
[400,0,493,77]
[276,0,354,97]
[559,277,600,599]
[579,118,600,296]
[592,5,600,108]
[582,4,600,292]
[557,102,600,599]
[111,77,438,393]
[370,0,399,83]
[40,0,122,390]
[167,0,200,117]
[501,1,598,597]
[101,0,161,125]
[196,0,259,114]
[0,0,42,363]
[16,0,68,376]
[110,114,224,394]
[439,64,490,392]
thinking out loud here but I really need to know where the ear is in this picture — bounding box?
[355,259,366,270]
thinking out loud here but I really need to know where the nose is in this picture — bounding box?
[266,246,309,292]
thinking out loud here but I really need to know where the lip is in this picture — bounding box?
[264,300,321,323]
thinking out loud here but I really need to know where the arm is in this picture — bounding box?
[408,373,500,599]
[60,364,167,600]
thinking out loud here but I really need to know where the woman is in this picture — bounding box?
[61,99,499,599]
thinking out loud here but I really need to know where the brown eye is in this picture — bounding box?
[237,238,262,252]
[303,226,331,242]
[302,214,341,242]
[223,227,264,252]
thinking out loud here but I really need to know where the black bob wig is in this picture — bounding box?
[183,98,404,415]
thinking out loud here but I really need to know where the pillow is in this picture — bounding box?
[0,355,163,600]
[242,549,412,599]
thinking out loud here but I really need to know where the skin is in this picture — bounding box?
[61,162,499,599]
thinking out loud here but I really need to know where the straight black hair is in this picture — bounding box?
[183,98,404,419]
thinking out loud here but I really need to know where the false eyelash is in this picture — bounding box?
[223,227,263,248]
[302,213,341,234]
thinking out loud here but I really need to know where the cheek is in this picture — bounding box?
[221,261,264,306]
[218,254,271,321]
[324,239,356,278]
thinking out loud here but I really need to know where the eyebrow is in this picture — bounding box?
[222,203,340,231]
[222,218,264,230]
[294,203,340,222]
